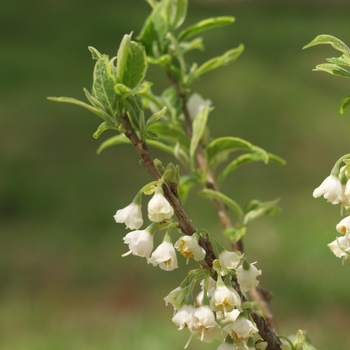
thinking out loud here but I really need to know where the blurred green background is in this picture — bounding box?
[2,0,350,349]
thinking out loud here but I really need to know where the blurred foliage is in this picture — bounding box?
[1,0,350,349]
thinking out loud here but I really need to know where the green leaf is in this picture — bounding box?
[93,122,113,139]
[178,175,196,203]
[339,95,350,114]
[114,83,132,97]
[143,139,190,169]
[116,34,149,88]
[138,0,187,56]
[92,54,117,116]
[174,143,191,169]
[223,227,247,243]
[96,134,129,154]
[326,54,350,67]
[147,139,177,155]
[179,37,204,54]
[125,95,144,131]
[170,0,187,29]
[47,96,106,121]
[243,198,280,226]
[145,106,167,129]
[116,34,131,80]
[115,82,152,99]
[190,106,210,161]
[205,136,267,169]
[137,11,156,56]
[189,44,244,84]
[152,0,172,54]
[166,32,187,77]
[199,188,243,223]
[178,16,235,42]
[313,63,350,78]
[88,46,102,60]
[148,54,171,66]
[83,88,106,111]
[147,123,190,149]
[303,35,350,57]
[218,152,286,185]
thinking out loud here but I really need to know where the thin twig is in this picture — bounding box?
[120,113,216,267]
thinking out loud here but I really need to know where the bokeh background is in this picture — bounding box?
[2,0,350,349]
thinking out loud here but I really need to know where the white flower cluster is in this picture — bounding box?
[165,251,262,349]
[313,173,350,261]
[114,185,206,270]
[114,181,262,349]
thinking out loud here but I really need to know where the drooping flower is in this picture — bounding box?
[190,305,218,342]
[148,240,178,271]
[336,216,350,234]
[218,250,242,275]
[187,93,212,120]
[328,235,350,260]
[172,304,196,330]
[148,185,174,222]
[223,309,241,323]
[122,226,155,259]
[175,234,206,263]
[236,261,261,292]
[210,278,241,315]
[164,286,188,310]
[114,201,143,230]
[195,324,226,344]
[312,175,344,205]
[223,315,258,341]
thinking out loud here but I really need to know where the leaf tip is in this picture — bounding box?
[88,46,102,60]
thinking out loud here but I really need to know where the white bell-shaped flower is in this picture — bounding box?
[148,240,178,271]
[218,250,242,275]
[236,261,261,292]
[122,227,154,259]
[313,175,344,205]
[336,216,350,234]
[328,235,350,260]
[190,305,218,342]
[175,234,206,263]
[172,304,196,330]
[148,185,174,222]
[223,315,258,340]
[114,201,143,230]
[210,279,241,315]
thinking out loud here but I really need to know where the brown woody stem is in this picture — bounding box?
[119,113,215,267]
[169,74,281,348]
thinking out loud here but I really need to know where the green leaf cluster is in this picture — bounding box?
[200,189,281,243]
[304,34,350,114]
[138,0,243,90]
[205,136,285,185]
[49,33,153,138]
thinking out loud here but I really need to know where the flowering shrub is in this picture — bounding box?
[305,35,350,265]
[48,1,350,349]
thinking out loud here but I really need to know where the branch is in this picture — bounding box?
[251,312,282,350]
[119,114,216,267]
[167,74,281,347]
